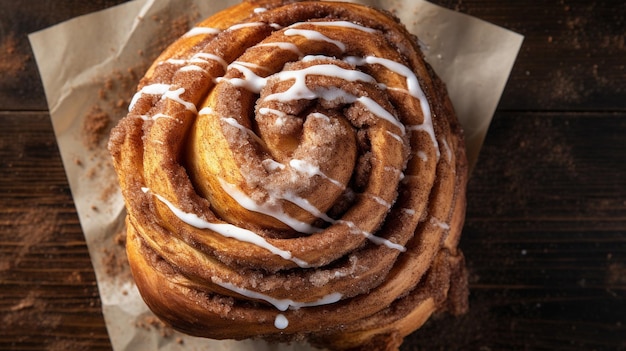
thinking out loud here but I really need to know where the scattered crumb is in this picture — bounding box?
[9,207,59,269]
[73,156,83,167]
[145,9,200,62]
[607,263,626,286]
[548,69,581,103]
[101,224,131,281]
[0,33,30,76]
[3,291,61,330]
[65,270,83,284]
[136,315,175,338]
[82,106,111,150]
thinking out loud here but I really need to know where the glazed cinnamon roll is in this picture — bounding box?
[108,0,468,350]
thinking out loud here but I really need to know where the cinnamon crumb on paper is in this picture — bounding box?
[101,224,131,281]
[82,106,111,150]
[136,315,175,338]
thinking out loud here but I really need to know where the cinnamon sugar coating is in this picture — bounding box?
[108,1,468,350]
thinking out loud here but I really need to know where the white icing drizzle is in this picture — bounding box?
[401,208,416,216]
[218,57,407,135]
[262,158,286,172]
[146,161,405,255]
[128,84,196,113]
[367,193,392,210]
[430,217,450,230]
[142,187,310,267]
[345,56,424,100]
[383,165,402,177]
[258,107,285,117]
[191,52,228,71]
[163,58,187,65]
[256,65,406,134]
[221,117,266,146]
[218,179,321,234]
[301,54,337,63]
[441,137,452,162]
[356,96,405,133]
[232,60,272,73]
[278,190,336,224]
[179,65,207,73]
[309,112,331,122]
[163,87,197,113]
[213,278,342,311]
[139,113,172,121]
[386,130,404,143]
[215,165,406,253]
[345,55,438,156]
[416,150,428,162]
[129,83,170,111]
[218,175,337,231]
[253,7,267,13]
[204,108,404,251]
[198,106,213,115]
[257,42,304,57]
[258,107,289,126]
[274,314,289,329]
[227,21,266,32]
[337,220,406,252]
[273,64,377,90]
[183,26,221,38]
[289,159,345,190]
[289,20,378,34]
[270,23,283,30]
[408,124,439,159]
[284,28,346,52]
[161,52,228,73]
[217,62,267,93]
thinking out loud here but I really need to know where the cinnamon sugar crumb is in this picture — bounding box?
[101,224,130,279]
[73,157,83,167]
[136,315,175,338]
[82,106,111,150]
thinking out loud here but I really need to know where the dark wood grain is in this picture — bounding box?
[403,111,626,350]
[438,0,626,111]
[0,0,130,111]
[1,0,624,350]
[0,112,109,350]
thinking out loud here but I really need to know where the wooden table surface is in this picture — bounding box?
[1,1,624,350]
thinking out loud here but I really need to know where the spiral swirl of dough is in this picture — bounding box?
[109,1,469,350]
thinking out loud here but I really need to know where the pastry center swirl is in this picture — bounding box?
[186,21,417,239]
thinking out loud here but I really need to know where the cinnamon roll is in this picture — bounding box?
[108,0,469,350]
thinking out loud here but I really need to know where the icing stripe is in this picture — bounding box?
[218,179,322,234]
[183,26,220,38]
[213,278,342,311]
[143,187,310,267]
[284,28,346,51]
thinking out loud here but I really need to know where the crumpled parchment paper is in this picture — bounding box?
[29,1,523,350]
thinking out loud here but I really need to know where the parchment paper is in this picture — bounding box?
[29,1,523,350]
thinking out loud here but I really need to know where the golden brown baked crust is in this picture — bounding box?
[108,0,469,350]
